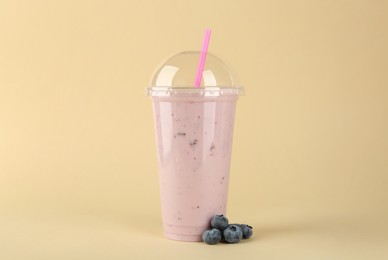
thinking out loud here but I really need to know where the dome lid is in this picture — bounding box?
[147,51,243,97]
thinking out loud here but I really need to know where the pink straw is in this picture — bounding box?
[194,29,212,87]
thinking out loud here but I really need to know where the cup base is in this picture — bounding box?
[162,223,209,242]
[164,231,202,242]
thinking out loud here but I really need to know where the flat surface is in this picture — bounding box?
[1,0,388,259]
[1,207,388,259]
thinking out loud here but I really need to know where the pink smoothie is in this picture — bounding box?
[151,94,238,241]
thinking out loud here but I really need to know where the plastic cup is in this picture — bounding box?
[147,51,243,241]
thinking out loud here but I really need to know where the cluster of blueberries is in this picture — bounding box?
[202,215,253,245]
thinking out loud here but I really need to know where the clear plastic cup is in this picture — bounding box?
[147,51,243,241]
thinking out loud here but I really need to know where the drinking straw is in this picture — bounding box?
[194,29,212,87]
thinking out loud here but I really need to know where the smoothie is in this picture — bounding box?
[151,94,238,241]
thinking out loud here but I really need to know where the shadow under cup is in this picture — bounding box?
[150,90,239,241]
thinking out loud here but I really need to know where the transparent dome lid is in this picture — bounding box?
[147,51,243,97]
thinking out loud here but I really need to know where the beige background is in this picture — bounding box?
[1,0,388,259]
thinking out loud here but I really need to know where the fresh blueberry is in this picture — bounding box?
[223,224,243,243]
[210,215,229,230]
[240,224,253,239]
[202,228,222,245]
[229,223,242,229]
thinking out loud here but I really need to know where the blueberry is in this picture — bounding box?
[211,215,229,230]
[240,224,253,239]
[223,224,243,243]
[202,228,222,245]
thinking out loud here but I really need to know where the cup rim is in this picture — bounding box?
[146,86,244,97]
